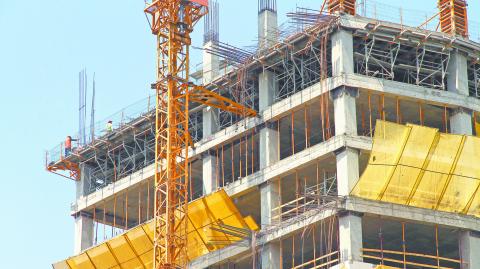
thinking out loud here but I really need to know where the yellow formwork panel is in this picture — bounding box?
[54,189,258,269]
[351,120,480,218]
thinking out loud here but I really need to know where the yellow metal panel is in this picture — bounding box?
[126,225,153,267]
[86,243,118,268]
[382,124,437,204]
[52,260,71,269]
[352,120,480,219]
[351,120,410,199]
[467,190,480,216]
[67,253,95,269]
[244,216,259,231]
[108,235,144,268]
[56,190,259,268]
[409,134,463,209]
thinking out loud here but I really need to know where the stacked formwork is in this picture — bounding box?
[49,1,480,269]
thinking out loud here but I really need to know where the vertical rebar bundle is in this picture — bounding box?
[438,0,469,38]
[258,0,277,13]
[204,0,219,44]
[78,69,87,146]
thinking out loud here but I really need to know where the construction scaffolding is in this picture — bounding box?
[46,2,480,268]
[353,26,451,90]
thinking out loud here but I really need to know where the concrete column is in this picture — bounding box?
[339,212,363,263]
[447,51,469,96]
[258,57,281,268]
[447,50,473,135]
[202,107,219,195]
[331,29,354,77]
[202,40,220,195]
[259,123,279,169]
[203,41,219,84]
[450,108,473,135]
[261,241,281,269]
[74,213,94,254]
[260,179,281,269]
[202,151,217,195]
[74,164,94,254]
[331,86,358,136]
[258,9,278,50]
[259,70,277,111]
[332,86,362,264]
[260,179,280,227]
[336,147,360,196]
[459,231,480,269]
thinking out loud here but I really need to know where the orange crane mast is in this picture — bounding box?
[144,1,256,268]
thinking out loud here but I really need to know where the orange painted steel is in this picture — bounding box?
[328,0,356,15]
[438,0,469,37]
[144,1,256,268]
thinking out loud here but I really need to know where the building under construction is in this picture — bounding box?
[47,0,480,268]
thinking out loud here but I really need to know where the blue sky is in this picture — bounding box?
[0,0,479,268]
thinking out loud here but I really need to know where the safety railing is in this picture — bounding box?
[362,248,462,269]
[358,0,480,43]
[46,95,156,166]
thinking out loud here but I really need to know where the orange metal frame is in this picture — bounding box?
[438,0,469,38]
[328,0,356,15]
[144,1,256,268]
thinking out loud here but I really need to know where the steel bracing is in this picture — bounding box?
[354,26,451,90]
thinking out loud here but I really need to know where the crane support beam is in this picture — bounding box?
[189,85,257,117]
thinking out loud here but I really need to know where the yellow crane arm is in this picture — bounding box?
[189,85,257,117]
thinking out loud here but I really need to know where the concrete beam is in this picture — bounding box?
[344,197,480,232]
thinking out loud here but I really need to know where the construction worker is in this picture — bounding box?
[106,120,113,133]
[64,136,77,157]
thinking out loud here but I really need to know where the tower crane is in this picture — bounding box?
[144,1,256,268]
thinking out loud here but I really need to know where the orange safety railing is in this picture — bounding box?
[362,248,462,269]
[45,140,81,180]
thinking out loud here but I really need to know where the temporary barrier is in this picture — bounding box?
[352,120,480,218]
[53,190,258,269]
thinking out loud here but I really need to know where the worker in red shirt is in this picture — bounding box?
[65,136,77,157]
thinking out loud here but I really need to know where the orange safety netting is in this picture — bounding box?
[352,120,480,217]
[53,190,258,269]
